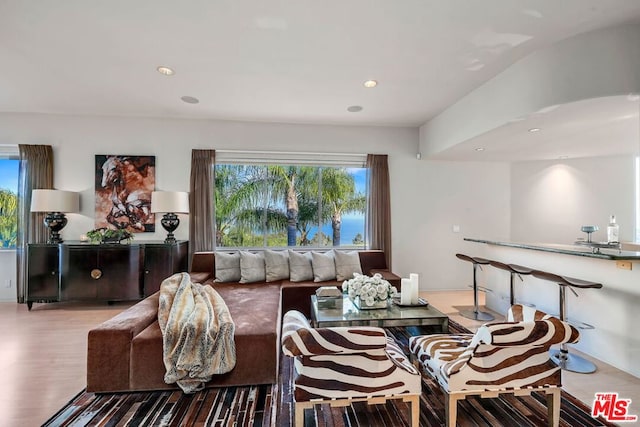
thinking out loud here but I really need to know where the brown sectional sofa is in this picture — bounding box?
[87,249,399,393]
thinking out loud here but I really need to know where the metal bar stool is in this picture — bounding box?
[531,270,603,373]
[455,254,494,321]
[488,260,534,307]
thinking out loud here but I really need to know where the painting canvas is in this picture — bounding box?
[95,155,156,232]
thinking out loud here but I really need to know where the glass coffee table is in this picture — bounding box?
[310,295,449,332]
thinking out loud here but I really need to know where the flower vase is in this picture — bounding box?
[352,296,388,310]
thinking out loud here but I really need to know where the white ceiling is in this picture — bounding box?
[431,96,640,161]
[1,1,639,160]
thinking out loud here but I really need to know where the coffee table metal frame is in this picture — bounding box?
[310,295,449,332]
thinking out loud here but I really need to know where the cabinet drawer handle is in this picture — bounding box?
[91,269,103,280]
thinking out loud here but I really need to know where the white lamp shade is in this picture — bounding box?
[30,189,79,213]
[151,191,189,213]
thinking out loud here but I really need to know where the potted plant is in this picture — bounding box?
[86,227,134,244]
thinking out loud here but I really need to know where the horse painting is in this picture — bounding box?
[95,155,155,232]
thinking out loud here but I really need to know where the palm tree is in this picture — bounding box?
[0,189,18,248]
[296,195,332,246]
[215,165,286,246]
[266,166,318,246]
[321,168,366,246]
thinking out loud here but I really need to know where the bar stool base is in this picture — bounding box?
[459,309,495,321]
[550,349,597,373]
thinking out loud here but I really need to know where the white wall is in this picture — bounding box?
[0,113,418,242]
[477,154,639,377]
[511,155,635,244]
[0,113,513,301]
[395,160,511,290]
[0,251,16,300]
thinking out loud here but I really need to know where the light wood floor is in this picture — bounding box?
[1,291,639,426]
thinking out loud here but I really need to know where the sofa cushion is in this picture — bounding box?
[215,252,241,282]
[240,251,266,283]
[264,250,290,282]
[334,250,363,281]
[311,251,336,282]
[289,250,313,282]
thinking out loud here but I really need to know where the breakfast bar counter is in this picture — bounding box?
[464,238,640,261]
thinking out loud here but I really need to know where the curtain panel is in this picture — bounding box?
[16,145,54,303]
[366,154,392,269]
[189,149,215,263]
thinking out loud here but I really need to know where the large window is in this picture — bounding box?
[0,157,19,249]
[214,160,367,249]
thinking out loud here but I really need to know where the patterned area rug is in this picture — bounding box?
[44,320,614,427]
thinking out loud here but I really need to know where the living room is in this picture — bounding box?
[1,2,640,426]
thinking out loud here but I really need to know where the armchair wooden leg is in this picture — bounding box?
[295,402,305,427]
[409,395,420,427]
[445,393,458,427]
[547,389,561,427]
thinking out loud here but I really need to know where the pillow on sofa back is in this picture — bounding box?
[311,250,337,282]
[334,250,363,281]
[215,252,241,282]
[264,250,289,282]
[240,251,266,283]
[288,250,313,282]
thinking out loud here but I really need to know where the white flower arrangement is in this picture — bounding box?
[342,273,397,307]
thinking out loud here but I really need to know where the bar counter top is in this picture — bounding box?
[465,238,640,261]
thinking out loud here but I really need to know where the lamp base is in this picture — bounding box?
[161,213,179,244]
[44,212,67,244]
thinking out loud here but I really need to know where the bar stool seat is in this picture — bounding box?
[489,261,534,307]
[531,270,603,374]
[455,254,494,321]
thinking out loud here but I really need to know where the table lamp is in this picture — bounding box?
[151,191,189,244]
[30,189,80,244]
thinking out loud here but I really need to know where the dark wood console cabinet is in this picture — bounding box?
[26,241,188,310]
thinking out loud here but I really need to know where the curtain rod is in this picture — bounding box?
[215,149,366,157]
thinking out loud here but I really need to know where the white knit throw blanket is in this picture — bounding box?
[158,273,236,393]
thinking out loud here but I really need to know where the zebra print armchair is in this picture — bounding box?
[281,310,421,427]
[409,304,580,427]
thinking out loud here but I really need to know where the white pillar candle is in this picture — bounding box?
[410,273,420,304]
[401,278,412,305]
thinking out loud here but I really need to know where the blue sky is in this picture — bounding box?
[349,167,367,193]
[0,159,19,192]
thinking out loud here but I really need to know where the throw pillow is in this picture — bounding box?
[334,250,363,281]
[311,250,337,282]
[264,250,289,282]
[240,251,266,283]
[288,250,313,282]
[214,251,241,282]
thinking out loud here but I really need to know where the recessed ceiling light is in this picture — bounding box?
[363,80,378,88]
[181,96,199,104]
[157,66,175,76]
[528,127,541,132]
[347,105,363,112]
[475,147,485,152]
